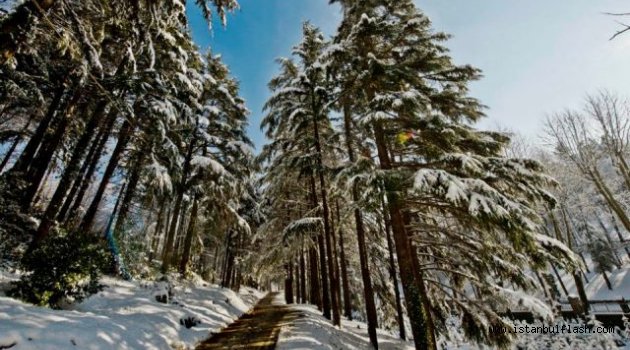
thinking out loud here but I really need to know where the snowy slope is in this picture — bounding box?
[0,273,263,349]
[276,296,414,350]
[558,266,630,301]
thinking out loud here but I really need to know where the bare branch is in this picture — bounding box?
[610,21,630,40]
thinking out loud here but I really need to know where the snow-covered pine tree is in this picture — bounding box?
[326,0,579,348]
[0,0,257,288]
[261,23,350,325]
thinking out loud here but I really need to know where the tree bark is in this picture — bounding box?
[79,117,136,232]
[373,121,435,350]
[113,149,147,235]
[295,258,301,303]
[22,89,81,210]
[59,110,116,223]
[559,206,590,314]
[343,102,378,346]
[149,201,166,261]
[309,246,321,308]
[9,84,64,175]
[300,244,307,304]
[311,110,341,326]
[335,201,352,320]
[309,172,331,319]
[383,200,406,340]
[330,202,342,318]
[0,115,33,173]
[34,101,107,244]
[172,200,190,266]
[179,194,199,275]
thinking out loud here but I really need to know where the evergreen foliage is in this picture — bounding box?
[8,233,109,309]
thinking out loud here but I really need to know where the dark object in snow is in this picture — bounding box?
[70,339,76,346]
[155,294,168,303]
[180,316,201,329]
[172,300,185,307]
[225,298,230,304]
[0,341,17,349]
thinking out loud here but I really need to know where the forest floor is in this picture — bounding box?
[199,291,414,350]
[197,292,300,349]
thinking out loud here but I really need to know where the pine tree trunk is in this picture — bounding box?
[309,246,321,308]
[383,200,406,340]
[172,200,190,266]
[79,117,136,232]
[373,121,435,350]
[311,111,341,326]
[212,245,220,284]
[113,150,147,236]
[59,110,116,223]
[0,115,33,173]
[0,135,19,173]
[221,232,231,287]
[336,202,352,320]
[408,234,438,348]
[22,90,81,210]
[288,262,295,303]
[179,195,199,275]
[300,245,307,304]
[343,102,378,346]
[330,203,343,318]
[295,258,301,303]
[171,202,188,267]
[10,85,64,175]
[223,240,235,288]
[34,101,107,244]
[161,134,195,272]
[149,202,166,261]
[309,172,331,319]
[160,205,173,258]
[559,206,590,314]
[32,164,54,207]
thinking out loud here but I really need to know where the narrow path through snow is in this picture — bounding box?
[197,292,301,349]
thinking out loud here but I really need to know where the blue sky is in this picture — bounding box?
[187,0,630,150]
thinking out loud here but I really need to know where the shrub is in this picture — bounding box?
[0,177,37,263]
[8,233,110,309]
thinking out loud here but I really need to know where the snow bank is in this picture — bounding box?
[276,294,413,350]
[0,274,263,349]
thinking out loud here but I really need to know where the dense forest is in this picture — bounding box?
[1,1,630,350]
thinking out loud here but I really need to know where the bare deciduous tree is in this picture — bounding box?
[585,91,630,190]
[545,110,630,232]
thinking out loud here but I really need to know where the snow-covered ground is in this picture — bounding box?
[276,296,414,350]
[276,293,629,350]
[0,270,264,349]
[560,265,630,301]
